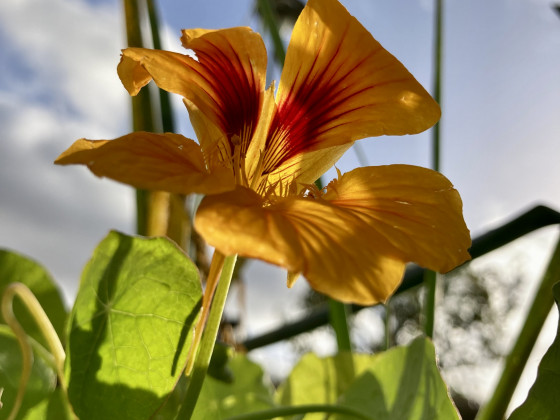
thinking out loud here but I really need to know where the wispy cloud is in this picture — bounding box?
[0,0,134,301]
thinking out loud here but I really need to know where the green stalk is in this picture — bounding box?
[177,254,237,419]
[145,0,175,133]
[423,270,437,338]
[256,0,286,66]
[145,0,192,248]
[225,403,371,420]
[432,0,443,174]
[476,235,560,420]
[122,0,155,236]
[328,298,352,352]
[424,0,443,338]
[384,302,392,350]
[1,283,67,420]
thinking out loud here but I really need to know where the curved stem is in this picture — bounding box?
[183,251,226,376]
[177,253,237,419]
[1,283,66,419]
[225,404,372,420]
[476,235,560,420]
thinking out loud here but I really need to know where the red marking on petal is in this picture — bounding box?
[193,36,262,156]
[262,26,380,174]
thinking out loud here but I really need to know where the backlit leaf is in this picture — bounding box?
[278,337,459,420]
[0,325,57,420]
[0,250,67,347]
[508,282,560,420]
[65,231,202,420]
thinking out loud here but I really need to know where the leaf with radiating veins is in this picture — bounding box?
[64,231,202,420]
[0,250,67,348]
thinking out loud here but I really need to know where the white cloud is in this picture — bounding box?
[0,0,134,301]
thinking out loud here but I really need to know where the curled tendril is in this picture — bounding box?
[1,282,67,420]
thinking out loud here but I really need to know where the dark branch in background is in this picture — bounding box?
[242,205,560,350]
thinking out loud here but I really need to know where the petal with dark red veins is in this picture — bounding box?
[261,0,441,175]
[118,27,267,157]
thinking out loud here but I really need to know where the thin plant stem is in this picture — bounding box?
[256,0,286,66]
[177,253,238,419]
[423,270,437,338]
[424,0,443,338]
[184,251,226,376]
[145,0,192,249]
[328,298,352,352]
[122,0,156,236]
[1,283,67,420]
[476,234,560,420]
[384,302,391,350]
[224,403,371,420]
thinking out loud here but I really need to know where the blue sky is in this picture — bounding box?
[1,0,560,410]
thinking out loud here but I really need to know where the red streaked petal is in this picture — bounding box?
[118,27,267,156]
[55,132,235,195]
[261,0,441,174]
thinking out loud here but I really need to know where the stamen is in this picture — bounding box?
[249,150,266,190]
[231,135,242,185]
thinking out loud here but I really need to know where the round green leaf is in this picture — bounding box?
[0,250,67,347]
[0,325,57,420]
[65,231,202,420]
[277,337,460,420]
[191,353,275,419]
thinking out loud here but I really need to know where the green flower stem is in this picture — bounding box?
[177,254,237,419]
[328,298,352,352]
[1,283,66,420]
[384,302,391,350]
[225,404,371,420]
[423,270,437,338]
[256,0,286,66]
[122,0,156,236]
[476,235,560,420]
[424,0,444,338]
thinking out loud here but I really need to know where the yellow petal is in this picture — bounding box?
[322,165,471,272]
[194,187,404,305]
[55,132,234,195]
[118,27,267,156]
[265,142,352,196]
[195,165,470,305]
[261,0,441,175]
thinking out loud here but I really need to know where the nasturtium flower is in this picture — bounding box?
[56,0,470,305]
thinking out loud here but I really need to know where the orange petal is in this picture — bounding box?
[55,132,234,195]
[261,0,441,175]
[194,186,404,304]
[322,165,471,273]
[118,27,267,156]
[195,165,470,305]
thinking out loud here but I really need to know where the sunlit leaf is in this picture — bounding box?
[508,282,560,420]
[20,388,75,420]
[0,250,67,347]
[191,353,275,419]
[65,231,202,420]
[0,325,57,420]
[278,337,460,420]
